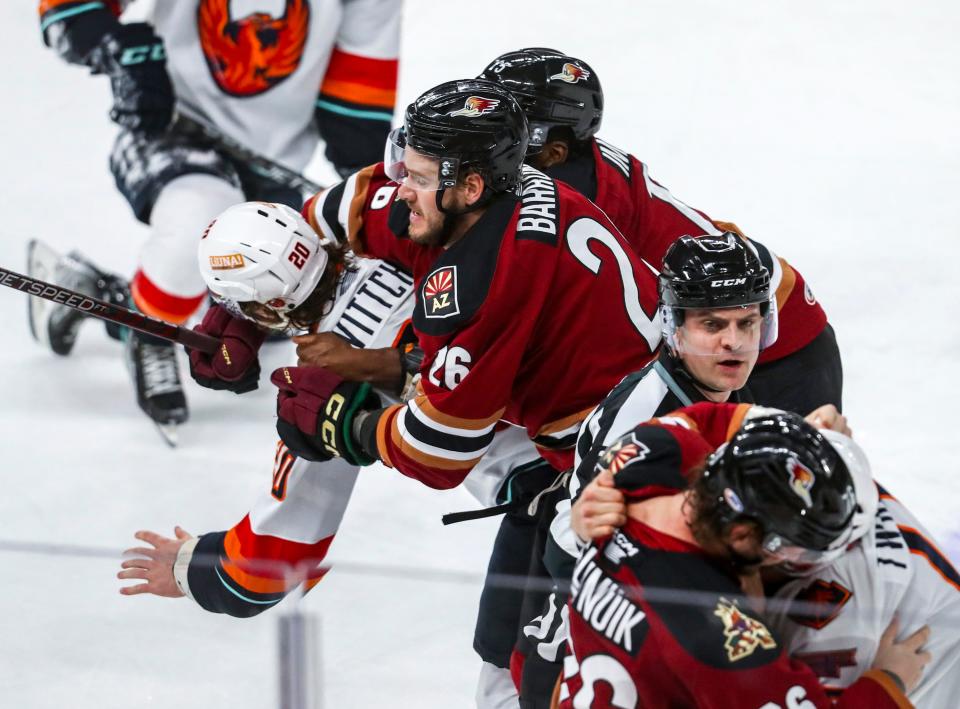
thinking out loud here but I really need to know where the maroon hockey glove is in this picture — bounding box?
[271,366,379,466]
[188,305,266,394]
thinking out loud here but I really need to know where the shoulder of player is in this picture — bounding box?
[591,136,637,185]
[306,164,408,247]
[626,543,786,669]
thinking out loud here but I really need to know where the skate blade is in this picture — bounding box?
[154,422,180,448]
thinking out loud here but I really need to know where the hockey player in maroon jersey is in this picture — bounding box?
[290,78,663,489]
[560,405,929,708]
[480,48,842,416]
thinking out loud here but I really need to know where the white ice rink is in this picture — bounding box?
[1,1,958,707]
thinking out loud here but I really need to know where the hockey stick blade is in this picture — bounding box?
[173,103,325,195]
[0,265,219,355]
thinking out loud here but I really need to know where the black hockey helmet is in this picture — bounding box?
[479,48,602,150]
[659,232,777,351]
[384,79,528,206]
[702,412,857,563]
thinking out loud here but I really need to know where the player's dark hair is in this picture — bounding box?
[287,240,355,329]
[686,463,737,546]
[545,125,592,158]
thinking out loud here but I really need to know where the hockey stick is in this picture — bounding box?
[172,103,325,195]
[0,266,219,354]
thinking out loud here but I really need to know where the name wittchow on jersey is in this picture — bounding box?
[320,259,414,348]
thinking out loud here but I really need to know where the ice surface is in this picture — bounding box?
[1,1,958,707]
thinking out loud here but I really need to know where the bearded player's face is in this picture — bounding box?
[396,149,470,247]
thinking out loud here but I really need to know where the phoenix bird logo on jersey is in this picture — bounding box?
[787,579,852,630]
[597,433,651,476]
[786,457,816,508]
[714,598,777,662]
[448,96,500,118]
[549,62,590,83]
[198,0,310,97]
[423,266,460,319]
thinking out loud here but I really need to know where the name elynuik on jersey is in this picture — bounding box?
[333,261,413,347]
[572,546,646,654]
[516,165,559,246]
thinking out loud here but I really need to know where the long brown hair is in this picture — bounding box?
[286,239,356,329]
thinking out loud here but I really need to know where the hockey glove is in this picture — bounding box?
[87,22,174,136]
[271,366,380,466]
[189,305,267,395]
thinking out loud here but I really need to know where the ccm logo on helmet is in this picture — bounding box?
[710,277,746,287]
[208,253,245,270]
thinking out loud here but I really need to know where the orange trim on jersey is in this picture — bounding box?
[415,397,505,432]
[898,524,960,593]
[773,257,797,309]
[388,420,485,472]
[724,404,752,441]
[859,669,913,708]
[390,318,413,348]
[536,406,596,439]
[39,0,120,15]
[320,80,396,109]
[130,270,205,325]
[322,49,398,91]
[221,532,296,595]
[375,404,403,468]
[347,166,376,253]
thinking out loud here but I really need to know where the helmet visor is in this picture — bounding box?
[761,523,854,573]
[384,127,453,192]
[662,301,777,356]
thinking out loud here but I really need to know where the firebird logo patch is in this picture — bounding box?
[598,433,650,476]
[208,253,245,270]
[198,0,310,97]
[786,457,816,508]
[423,266,459,319]
[448,96,500,117]
[714,598,777,662]
[549,62,590,83]
[788,579,852,630]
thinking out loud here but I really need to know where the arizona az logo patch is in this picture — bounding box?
[423,266,459,319]
[714,597,777,662]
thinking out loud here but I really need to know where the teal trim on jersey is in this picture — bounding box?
[653,360,694,407]
[214,567,281,605]
[315,99,392,122]
[40,2,105,32]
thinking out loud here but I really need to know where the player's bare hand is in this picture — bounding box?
[118,527,192,599]
[805,404,851,436]
[871,616,932,693]
[293,334,403,389]
[571,469,626,542]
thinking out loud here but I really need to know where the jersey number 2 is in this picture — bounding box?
[566,218,660,351]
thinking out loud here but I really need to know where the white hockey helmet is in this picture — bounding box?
[198,202,329,315]
[820,429,879,545]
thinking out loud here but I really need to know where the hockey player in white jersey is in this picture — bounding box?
[32,0,400,440]
[762,429,960,708]
[117,200,417,612]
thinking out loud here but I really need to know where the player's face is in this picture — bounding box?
[676,305,762,395]
[395,149,458,247]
